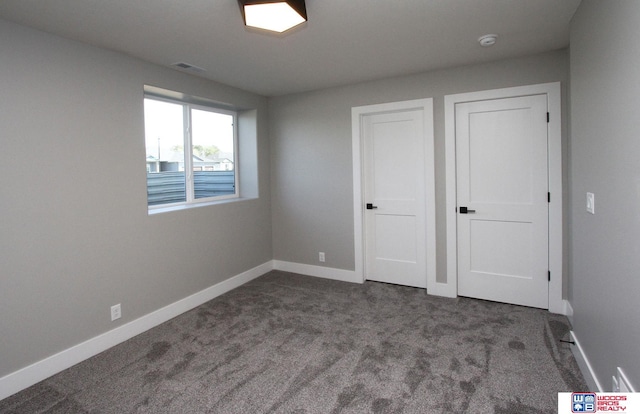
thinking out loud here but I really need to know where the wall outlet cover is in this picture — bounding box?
[110,304,122,321]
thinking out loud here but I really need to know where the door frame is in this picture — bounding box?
[352,98,436,287]
[444,82,564,313]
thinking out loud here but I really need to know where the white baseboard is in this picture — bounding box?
[272,260,362,284]
[564,300,574,323]
[427,281,457,299]
[570,330,603,392]
[0,261,273,401]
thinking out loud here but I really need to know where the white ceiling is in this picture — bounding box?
[0,0,581,97]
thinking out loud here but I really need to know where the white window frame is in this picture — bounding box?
[144,94,239,212]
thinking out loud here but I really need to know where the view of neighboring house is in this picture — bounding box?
[146,150,234,173]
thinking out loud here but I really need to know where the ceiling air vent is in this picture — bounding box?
[171,62,206,73]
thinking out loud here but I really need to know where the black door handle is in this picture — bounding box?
[459,206,476,214]
[366,203,378,210]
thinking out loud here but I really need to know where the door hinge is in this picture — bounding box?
[548,192,551,203]
[547,112,550,123]
[548,271,551,282]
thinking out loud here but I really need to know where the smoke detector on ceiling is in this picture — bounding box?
[478,34,498,47]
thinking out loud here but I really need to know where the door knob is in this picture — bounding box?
[366,203,378,210]
[459,206,476,214]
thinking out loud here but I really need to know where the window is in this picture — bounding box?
[143,95,238,209]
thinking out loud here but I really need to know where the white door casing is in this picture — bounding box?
[352,99,436,289]
[444,82,564,314]
[456,95,549,308]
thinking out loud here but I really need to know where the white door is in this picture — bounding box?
[363,109,427,288]
[456,94,549,308]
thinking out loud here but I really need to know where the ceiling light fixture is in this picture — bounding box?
[238,0,307,33]
[478,34,498,47]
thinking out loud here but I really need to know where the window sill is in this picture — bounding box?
[147,196,256,215]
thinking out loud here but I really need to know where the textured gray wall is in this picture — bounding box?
[569,1,640,390]
[270,50,569,284]
[0,19,272,377]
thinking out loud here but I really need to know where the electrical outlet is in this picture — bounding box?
[586,192,595,214]
[319,252,325,262]
[110,304,121,321]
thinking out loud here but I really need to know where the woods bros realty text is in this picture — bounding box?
[559,392,639,413]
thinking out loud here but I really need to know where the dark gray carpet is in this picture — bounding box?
[1,271,587,413]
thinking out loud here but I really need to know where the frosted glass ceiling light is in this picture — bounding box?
[239,0,307,33]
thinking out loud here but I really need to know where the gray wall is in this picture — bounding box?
[0,19,272,378]
[270,50,569,284]
[569,1,640,390]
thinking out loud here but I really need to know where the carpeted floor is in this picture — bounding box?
[1,270,587,413]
